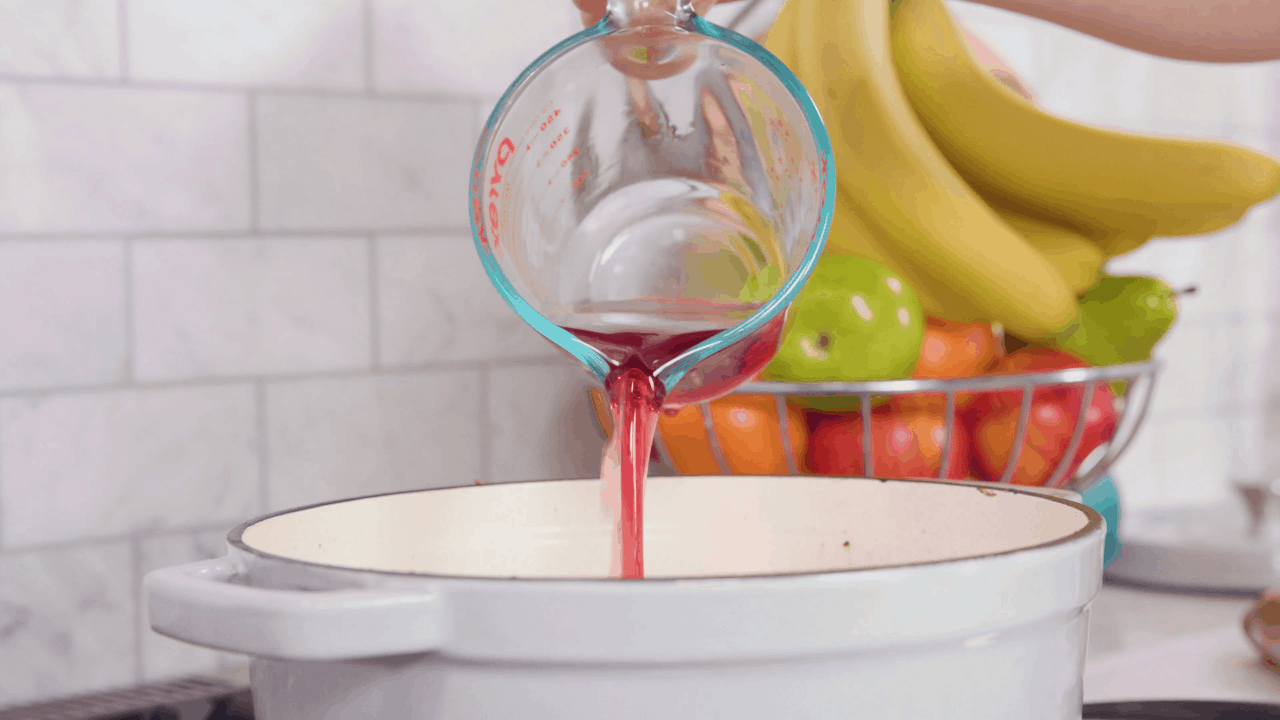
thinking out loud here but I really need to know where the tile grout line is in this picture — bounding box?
[368,234,381,368]
[0,72,481,104]
[0,398,4,552]
[2,522,246,557]
[247,92,260,233]
[362,0,376,94]
[256,381,270,514]
[0,227,472,242]
[0,357,573,400]
[130,536,144,683]
[117,0,130,81]
[123,237,136,383]
[478,365,493,483]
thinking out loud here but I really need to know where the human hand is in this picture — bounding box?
[971,0,1280,63]
[573,0,723,27]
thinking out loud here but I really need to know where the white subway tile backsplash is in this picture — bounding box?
[256,95,473,231]
[1263,313,1280,406]
[0,385,258,548]
[1147,314,1215,415]
[487,363,604,483]
[371,0,580,97]
[0,0,119,79]
[133,238,371,381]
[1193,225,1249,321]
[265,371,482,511]
[1107,417,1159,510]
[1152,412,1233,505]
[1032,25,1154,130]
[1239,202,1280,313]
[0,85,250,234]
[1142,58,1280,136]
[1104,238,1205,282]
[1237,132,1280,313]
[376,236,556,365]
[1224,410,1268,479]
[1262,410,1280,475]
[138,529,246,682]
[0,542,135,708]
[1225,311,1274,411]
[128,0,364,88]
[0,241,126,390]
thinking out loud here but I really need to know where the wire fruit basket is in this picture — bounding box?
[589,360,1159,495]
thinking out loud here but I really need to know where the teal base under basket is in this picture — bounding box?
[1081,475,1122,570]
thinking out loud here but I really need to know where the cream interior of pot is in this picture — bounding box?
[238,476,1092,579]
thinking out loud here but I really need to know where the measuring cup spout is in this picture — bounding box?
[604,0,695,29]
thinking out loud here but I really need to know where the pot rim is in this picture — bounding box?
[228,475,1104,584]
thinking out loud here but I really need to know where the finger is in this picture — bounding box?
[692,0,719,16]
[577,0,722,27]
[576,0,608,26]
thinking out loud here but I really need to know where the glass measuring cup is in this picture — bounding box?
[470,0,835,407]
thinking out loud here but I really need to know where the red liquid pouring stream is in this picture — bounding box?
[564,316,784,578]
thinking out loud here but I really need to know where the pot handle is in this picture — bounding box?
[145,556,444,661]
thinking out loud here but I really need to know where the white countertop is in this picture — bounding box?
[1084,581,1280,704]
[1085,582,1256,663]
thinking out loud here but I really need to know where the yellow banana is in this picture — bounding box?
[1093,204,1259,257]
[773,2,965,319]
[890,0,1280,243]
[995,209,1105,295]
[825,189,991,321]
[770,0,1078,339]
[772,0,978,320]
[763,0,798,66]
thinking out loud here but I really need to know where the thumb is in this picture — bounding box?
[576,0,721,27]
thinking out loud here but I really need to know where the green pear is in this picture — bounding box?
[1046,275,1177,396]
[1084,275,1178,361]
[1057,276,1178,366]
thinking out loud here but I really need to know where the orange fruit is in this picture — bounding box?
[587,390,807,474]
[914,318,1003,379]
[702,396,809,475]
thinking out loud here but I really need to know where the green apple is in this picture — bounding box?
[762,255,924,409]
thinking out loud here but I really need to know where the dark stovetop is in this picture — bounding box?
[1085,700,1280,719]
[0,677,252,720]
[4,677,1280,720]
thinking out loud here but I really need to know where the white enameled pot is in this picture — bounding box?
[146,475,1103,720]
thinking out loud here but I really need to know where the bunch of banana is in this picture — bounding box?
[765,0,1280,340]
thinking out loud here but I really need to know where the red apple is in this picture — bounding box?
[972,347,1091,413]
[808,396,969,480]
[969,383,1119,486]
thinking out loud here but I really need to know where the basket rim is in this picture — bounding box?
[735,359,1161,396]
